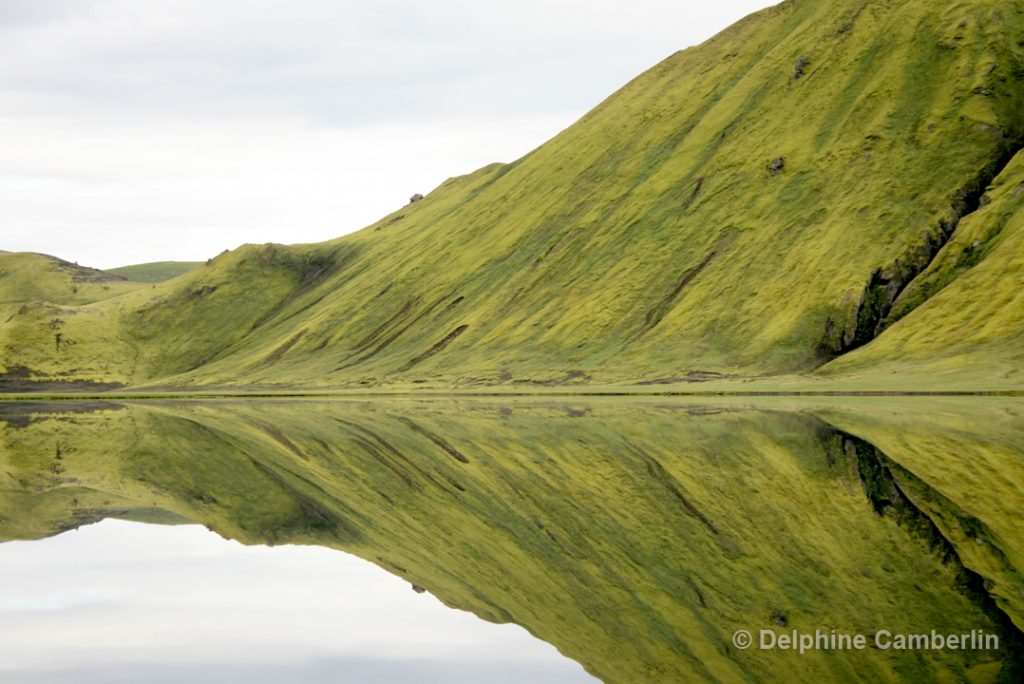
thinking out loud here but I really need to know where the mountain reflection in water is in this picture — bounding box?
[0,397,1021,683]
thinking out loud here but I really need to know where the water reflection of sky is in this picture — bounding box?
[0,519,595,684]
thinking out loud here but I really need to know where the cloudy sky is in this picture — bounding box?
[1,1,775,269]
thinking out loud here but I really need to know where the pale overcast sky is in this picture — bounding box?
[0,1,775,269]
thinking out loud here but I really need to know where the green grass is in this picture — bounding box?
[1,0,1023,391]
[820,148,1024,387]
[105,261,202,283]
[1,396,1020,682]
[0,252,143,307]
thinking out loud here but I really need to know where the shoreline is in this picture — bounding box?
[2,388,1021,401]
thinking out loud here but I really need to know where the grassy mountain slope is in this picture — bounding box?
[2,0,1023,390]
[2,245,322,387]
[0,253,146,388]
[820,148,1024,386]
[2,398,1020,681]
[105,261,202,283]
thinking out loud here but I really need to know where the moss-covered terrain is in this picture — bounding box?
[2,0,1022,391]
[104,261,202,283]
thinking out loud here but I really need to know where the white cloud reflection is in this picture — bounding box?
[0,519,595,683]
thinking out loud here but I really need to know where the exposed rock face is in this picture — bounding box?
[409,193,424,204]
[793,55,810,79]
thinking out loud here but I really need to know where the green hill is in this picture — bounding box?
[2,0,1023,391]
[105,261,202,283]
[0,252,142,307]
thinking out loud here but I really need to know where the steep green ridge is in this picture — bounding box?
[2,0,1023,390]
[105,261,202,283]
[2,398,1021,681]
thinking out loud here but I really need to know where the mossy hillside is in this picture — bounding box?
[120,243,339,378]
[1,398,1018,682]
[178,0,1023,388]
[0,244,327,384]
[105,261,202,283]
[820,148,1024,387]
[0,252,142,308]
[2,0,1023,390]
[0,253,145,386]
[1,298,135,386]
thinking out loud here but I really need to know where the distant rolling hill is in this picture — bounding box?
[2,0,1022,391]
[0,252,143,307]
[105,261,202,283]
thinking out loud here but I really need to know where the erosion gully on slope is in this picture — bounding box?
[820,136,1024,359]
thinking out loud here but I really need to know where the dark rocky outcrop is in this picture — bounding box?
[793,55,811,79]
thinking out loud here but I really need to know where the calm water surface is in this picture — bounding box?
[0,518,592,683]
[0,397,1021,682]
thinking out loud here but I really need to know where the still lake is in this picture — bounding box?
[1,397,1021,683]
